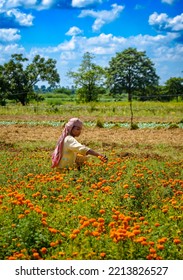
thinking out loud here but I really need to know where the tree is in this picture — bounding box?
[164,77,183,101]
[67,52,106,102]
[0,54,60,105]
[106,48,159,102]
[0,65,9,105]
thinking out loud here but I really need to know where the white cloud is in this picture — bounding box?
[0,28,21,42]
[0,0,56,10]
[0,43,25,63]
[6,8,34,26]
[161,0,175,4]
[1,0,103,10]
[66,26,83,36]
[72,0,102,8]
[149,12,183,32]
[153,44,183,62]
[2,0,37,9]
[29,31,182,62]
[78,3,124,31]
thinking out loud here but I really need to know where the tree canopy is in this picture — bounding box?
[67,52,106,102]
[106,48,159,101]
[0,54,60,105]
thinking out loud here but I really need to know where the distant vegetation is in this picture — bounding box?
[0,49,183,106]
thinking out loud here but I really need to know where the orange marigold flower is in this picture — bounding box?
[91,231,100,237]
[99,209,105,214]
[59,252,65,256]
[49,228,58,234]
[83,221,90,227]
[155,223,160,227]
[133,230,141,235]
[149,247,156,254]
[158,237,167,244]
[72,229,80,234]
[18,214,25,219]
[174,238,181,244]
[70,234,77,239]
[92,221,99,227]
[98,217,105,223]
[40,247,47,254]
[50,242,57,247]
[157,244,164,250]
[100,252,106,258]
[33,252,40,259]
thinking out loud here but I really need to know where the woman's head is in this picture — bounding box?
[65,118,83,137]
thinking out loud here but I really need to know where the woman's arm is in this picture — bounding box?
[86,149,108,162]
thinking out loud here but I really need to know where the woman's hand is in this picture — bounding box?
[98,154,108,163]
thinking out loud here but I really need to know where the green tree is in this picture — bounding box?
[67,52,106,102]
[164,77,183,101]
[106,48,159,102]
[0,65,9,105]
[0,54,60,105]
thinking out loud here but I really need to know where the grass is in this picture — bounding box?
[1,101,183,123]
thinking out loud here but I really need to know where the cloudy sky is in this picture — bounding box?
[0,0,182,86]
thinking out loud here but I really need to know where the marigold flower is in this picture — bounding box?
[98,217,105,223]
[59,252,65,256]
[174,238,181,244]
[18,214,25,219]
[49,228,58,234]
[158,237,167,244]
[133,230,141,235]
[91,231,100,237]
[40,247,47,254]
[72,229,80,234]
[33,252,40,259]
[50,242,57,247]
[149,248,156,254]
[70,234,77,239]
[157,244,164,250]
[155,223,160,227]
[100,252,106,258]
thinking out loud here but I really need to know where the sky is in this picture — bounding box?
[0,0,183,87]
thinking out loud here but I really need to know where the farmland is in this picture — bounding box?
[0,101,183,260]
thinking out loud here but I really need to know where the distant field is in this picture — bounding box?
[0,100,183,123]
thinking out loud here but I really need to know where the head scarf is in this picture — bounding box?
[51,118,83,168]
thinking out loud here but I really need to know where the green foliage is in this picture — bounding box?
[0,54,60,105]
[96,119,104,128]
[68,52,106,102]
[106,48,159,101]
[165,77,183,101]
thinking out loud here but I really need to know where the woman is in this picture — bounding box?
[51,117,107,169]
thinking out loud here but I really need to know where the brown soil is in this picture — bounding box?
[0,123,182,155]
[0,115,183,160]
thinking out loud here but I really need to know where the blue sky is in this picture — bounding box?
[0,0,183,87]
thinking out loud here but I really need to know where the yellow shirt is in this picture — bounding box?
[58,135,90,169]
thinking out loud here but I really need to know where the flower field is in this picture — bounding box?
[0,101,183,260]
[0,142,182,260]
